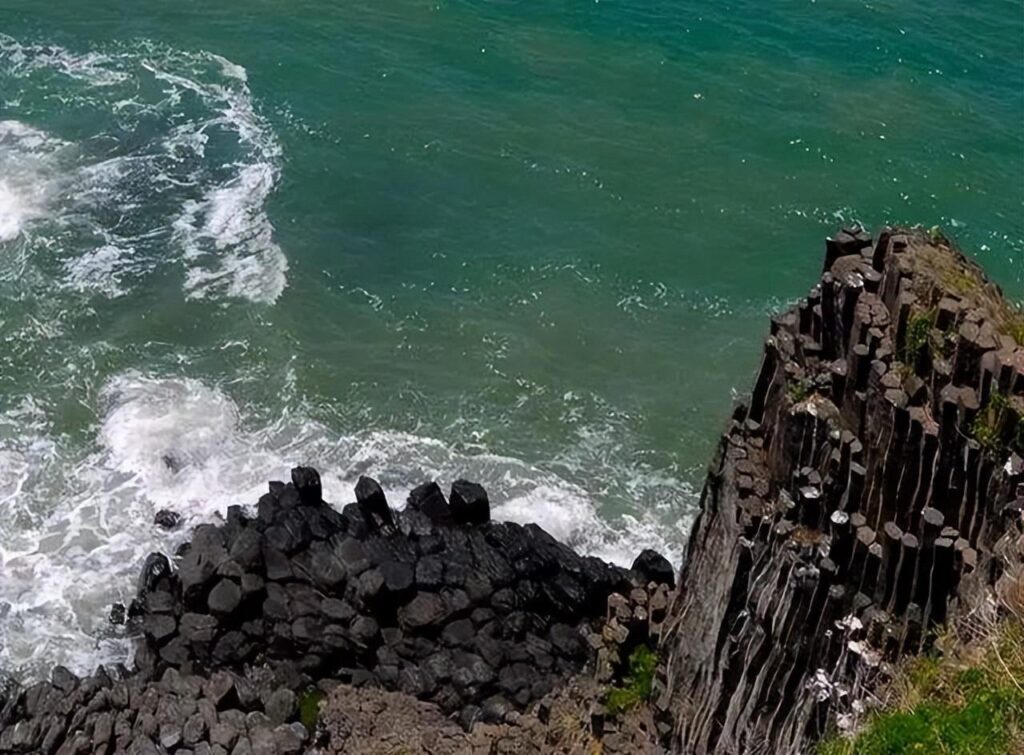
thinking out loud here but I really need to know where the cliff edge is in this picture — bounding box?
[659,227,1024,753]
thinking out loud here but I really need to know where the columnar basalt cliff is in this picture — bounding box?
[658,227,1024,754]
[2,227,1021,755]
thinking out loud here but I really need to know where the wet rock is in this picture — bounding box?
[143,614,177,644]
[290,466,322,506]
[154,509,182,530]
[449,480,490,524]
[355,475,395,532]
[406,481,452,524]
[137,553,172,594]
[630,549,675,588]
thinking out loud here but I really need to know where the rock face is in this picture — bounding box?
[659,228,1024,754]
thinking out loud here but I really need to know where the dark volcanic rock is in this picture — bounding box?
[406,481,452,524]
[399,592,448,629]
[154,509,182,530]
[630,549,675,589]
[290,466,322,506]
[449,480,490,525]
[207,579,242,615]
[0,466,646,751]
[355,475,395,532]
[662,228,1024,755]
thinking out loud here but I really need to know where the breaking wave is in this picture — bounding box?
[0,372,690,680]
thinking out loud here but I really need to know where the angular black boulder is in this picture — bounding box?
[137,553,171,594]
[406,481,451,524]
[631,548,675,588]
[153,509,181,530]
[355,475,395,531]
[449,480,490,525]
[291,466,322,506]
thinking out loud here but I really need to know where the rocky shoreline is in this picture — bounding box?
[0,471,673,754]
[2,227,1022,754]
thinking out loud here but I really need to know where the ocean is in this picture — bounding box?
[0,0,1021,680]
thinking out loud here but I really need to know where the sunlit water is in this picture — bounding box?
[0,0,1021,680]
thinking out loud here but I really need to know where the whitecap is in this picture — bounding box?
[62,244,133,297]
[0,36,288,304]
[176,162,288,303]
[0,372,691,680]
[0,120,67,244]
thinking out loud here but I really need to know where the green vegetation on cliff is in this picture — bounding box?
[605,645,658,716]
[819,618,1024,755]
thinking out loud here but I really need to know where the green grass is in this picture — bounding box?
[605,645,658,716]
[970,392,1024,455]
[901,310,934,364]
[818,620,1024,755]
[298,687,325,731]
[787,378,812,404]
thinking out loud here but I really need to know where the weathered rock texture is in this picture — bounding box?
[316,676,661,755]
[659,227,1024,754]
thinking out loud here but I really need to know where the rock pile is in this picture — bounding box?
[131,468,638,721]
[0,664,311,755]
[0,469,674,754]
[585,577,673,686]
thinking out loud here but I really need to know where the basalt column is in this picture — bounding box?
[659,228,1024,755]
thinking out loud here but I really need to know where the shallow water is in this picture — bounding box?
[0,1,1021,679]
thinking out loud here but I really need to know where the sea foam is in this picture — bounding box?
[0,35,288,304]
[0,372,689,680]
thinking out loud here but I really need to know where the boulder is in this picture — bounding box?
[264,688,297,725]
[154,509,182,530]
[355,475,395,532]
[399,592,448,629]
[207,579,242,615]
[449,480,490,524]
[406,482,452,524]
[290,466,322,506]
[137,553,172,594]
[630,549,675,588]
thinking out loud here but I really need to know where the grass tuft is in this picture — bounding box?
[787,379,812,404]
[604,645,658,716]
[902,309,934,364]
[298,687,325,731]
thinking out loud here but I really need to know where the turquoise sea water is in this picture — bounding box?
[0,1,1021,678]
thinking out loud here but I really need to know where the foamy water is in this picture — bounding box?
[0,35,288,304]
[0,372,689,679]
[0,121,65,244]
